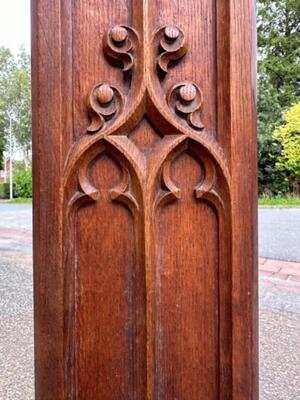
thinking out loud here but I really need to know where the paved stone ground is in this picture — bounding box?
[0,251,34,400]
[259,258,300,399]
[259,208,300,262]
[0,204,32,254]
[259,258,300,293]
[0,204,300,399]
[260,281,300,399]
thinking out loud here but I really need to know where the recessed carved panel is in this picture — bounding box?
[34,0,257,399]
[63,3,232,400]
[155,153,220,399]
[77,155,136,399]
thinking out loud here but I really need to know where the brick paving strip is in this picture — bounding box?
[259,257,300,292]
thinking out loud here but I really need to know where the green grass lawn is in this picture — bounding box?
[2,196,300,207]
[5,197,32,204]
[258,196,300,207]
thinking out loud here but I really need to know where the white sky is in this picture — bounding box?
[0,0,31,54]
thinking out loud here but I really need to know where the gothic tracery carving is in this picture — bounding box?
[63,13,232,400]
[66,21,230,216]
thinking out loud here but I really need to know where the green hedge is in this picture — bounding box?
[0,182,10,199]
[14,165,32,198]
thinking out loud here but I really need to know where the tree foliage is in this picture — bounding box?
[14,162,32,198]
[257,0,300,195]
[0,47,14,167]
[273,102,300,193]
[257,71,283,139]
[10,47,31,157]
[0,46,31,164]
[258,135,286,195]
[257,0,300,109]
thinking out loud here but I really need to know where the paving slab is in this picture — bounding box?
[259,208,300,262]
[259,283,300,400]
[0,252,34,400]
[0,204,32,254]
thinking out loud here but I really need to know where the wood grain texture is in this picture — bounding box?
[32,0,257,399]
[76,155,139,399]
[230,0,258,398]
[31,1,64,398]
[155,152,219,400]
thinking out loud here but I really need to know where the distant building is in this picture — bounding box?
[0,158,11,184]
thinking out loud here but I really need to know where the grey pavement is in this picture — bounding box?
[0,204,32,230]
[0,203,300,399]
[0,252,33,400]
[260,281,300,399]
[259,207,300,262]
[0,203,32,254]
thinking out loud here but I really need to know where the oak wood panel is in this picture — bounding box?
[72,0,130,138]
[32,1,65,398]
[76,154,137,399]
[230,0,258,398]
[32,0,257,399]
[155,152,219,400]
[154,0,217,133]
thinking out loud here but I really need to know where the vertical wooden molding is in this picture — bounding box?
[32,1,65,398]
[230,0,258,398]
[32,0,257,399]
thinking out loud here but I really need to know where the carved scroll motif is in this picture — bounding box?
[86,25,139,135]
[152,26,206,132]
[154,26,187,75]
[103,25,139,73]
[167,82,205,131]
[87,83,124,134]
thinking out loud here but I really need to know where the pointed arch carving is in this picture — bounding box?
[63,140,146,398]
[153,143,232,399]
[62,5,233,400]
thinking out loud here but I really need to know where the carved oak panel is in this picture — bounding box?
[32,0,257,399]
